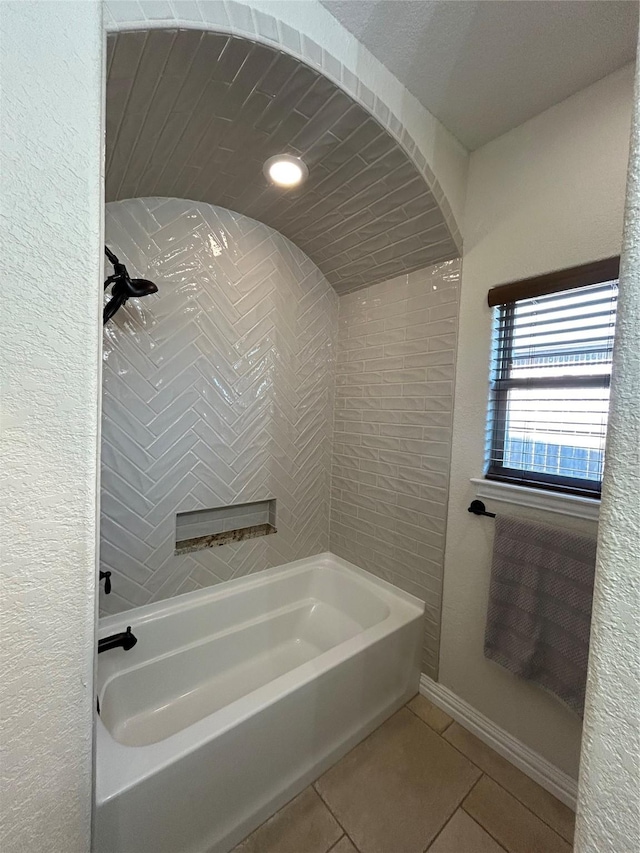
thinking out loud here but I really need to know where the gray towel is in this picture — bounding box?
[484,515,597,716]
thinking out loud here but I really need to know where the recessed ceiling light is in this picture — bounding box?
[263,154,308,188]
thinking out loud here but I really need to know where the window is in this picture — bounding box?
[486,258,619,498]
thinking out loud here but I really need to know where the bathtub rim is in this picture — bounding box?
[97,551,422,639]
[96,552,425,804]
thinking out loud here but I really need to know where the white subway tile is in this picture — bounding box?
[363,355,405,372]
[421,455,451,474]
[385,309,430,330]
[427,365,456,381]
[342,421,380,435]
[384,340,431,357]
[404,350,455,368]
[379,424,423,439]
[363,383,403,397]
[359,459,398,477]
[365,329,407,346]
[332,259,460,677]
[253,9,279,41]
[198,0,230,27]
[430,302,459,321]
[378,396,426,411]
[378,449,424,468]
[360,410,429,426]
[405,318,456,340]
[423,397,453,413]
[402,382,428,396]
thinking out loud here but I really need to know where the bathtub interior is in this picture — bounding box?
[98,562,395,748]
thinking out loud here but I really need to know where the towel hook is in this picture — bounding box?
[468,499,496,518]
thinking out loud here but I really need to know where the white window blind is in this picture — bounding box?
[487,279,618,496]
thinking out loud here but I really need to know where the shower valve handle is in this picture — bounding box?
[100,571,112,595]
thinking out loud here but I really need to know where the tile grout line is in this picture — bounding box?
[406,697,575,843]
[315,700,445,853]
[236,698,568,853]
[403,703,570,852]
[439,727,575,845]
[458,808,512,853]
[404,698,506,853]
[458,774,519,853]
[440,717,455,734]
[313,781,362,852]
[326,834,348,853]
[463,811,510,853]
[460,788,571,852]
[405,697,455,736]
[230,784,323,851]
[451,785,511,853]
[422,812,456,853]
[420,778,507,853]
[420,770,485,853]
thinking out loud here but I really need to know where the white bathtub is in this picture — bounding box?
[94,552,424,853]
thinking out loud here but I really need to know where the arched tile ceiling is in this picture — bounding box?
[106,29,459,294]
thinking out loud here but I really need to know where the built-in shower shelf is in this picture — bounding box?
[175,523,277,555]
[175,500,276,555]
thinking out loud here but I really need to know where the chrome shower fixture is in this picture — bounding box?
[103,246,158,325]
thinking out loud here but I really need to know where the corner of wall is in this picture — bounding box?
[440,63,635,779]
[1,1,103,849]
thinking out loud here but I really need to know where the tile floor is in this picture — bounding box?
[232,695,575,853]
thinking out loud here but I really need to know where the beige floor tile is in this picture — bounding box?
[315,708,481,853]
[428,809,506,853]
[444,723,575,843]
[330,837,360,853]
[232,786,342,853]
[407,694,453,734]
[463,776,572,853]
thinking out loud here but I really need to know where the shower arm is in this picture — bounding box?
[103,245,158,325]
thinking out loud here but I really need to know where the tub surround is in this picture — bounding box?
[95,552,424,853]
[102,201,461,663]
[101,198,337,614]
[330,260,460,678]
[101,211,461,685]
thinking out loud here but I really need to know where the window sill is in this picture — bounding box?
[470,478,600,521]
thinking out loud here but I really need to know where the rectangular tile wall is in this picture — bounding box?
[330,261,461,678]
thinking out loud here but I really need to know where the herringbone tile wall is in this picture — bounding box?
[329,262,461,678]
[101,197,337,615]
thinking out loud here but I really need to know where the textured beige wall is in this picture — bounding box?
[440,64,634,778]
[330,261,460,678]
[0,2,102,850]
[575,55,640,853]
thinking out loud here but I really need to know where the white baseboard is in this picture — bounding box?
[420,675,578,810]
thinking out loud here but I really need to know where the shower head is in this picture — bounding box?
[104,246,158,325]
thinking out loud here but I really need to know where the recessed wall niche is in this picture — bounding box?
[175,499,277,554]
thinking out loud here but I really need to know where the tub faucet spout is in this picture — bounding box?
[98,626,137,654]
